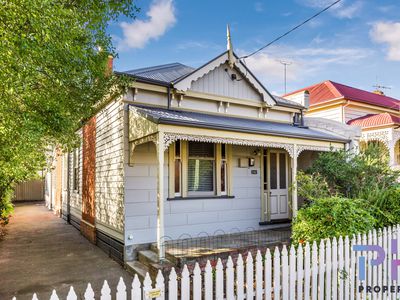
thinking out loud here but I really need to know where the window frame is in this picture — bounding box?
[72,149,79,193]
[169,141,231,199]
[187,142,216,196]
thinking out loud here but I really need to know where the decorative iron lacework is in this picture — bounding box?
[162,133,342,158]
[361,129,390,147]
[131,134,158,148]
[295,144,343,157]
[163,132,295,157]
[391,130,400,146]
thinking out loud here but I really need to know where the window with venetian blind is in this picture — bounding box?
[169,141,230,198]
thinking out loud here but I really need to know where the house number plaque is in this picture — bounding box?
[145,288,162,298]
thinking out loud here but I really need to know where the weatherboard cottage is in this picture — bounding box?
[44,36,358,267]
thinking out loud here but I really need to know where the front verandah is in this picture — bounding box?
[129,135,340,261]
[157,225,291,266]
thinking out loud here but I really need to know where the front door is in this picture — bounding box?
[263,149,289,220]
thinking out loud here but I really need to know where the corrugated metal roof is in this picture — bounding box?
[284,80,400,110]
[131,105,348,142]
[348,113,400,128]
[123,63,195,84]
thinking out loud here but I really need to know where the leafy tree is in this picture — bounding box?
[0,0,137,222]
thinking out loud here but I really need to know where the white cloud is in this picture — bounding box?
[119,0,176,49]
[239,45,372,84]
[333,1,363,19]
[299,0,363,19]
[370,22,400,61]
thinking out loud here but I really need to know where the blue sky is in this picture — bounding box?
[109,0,400,98]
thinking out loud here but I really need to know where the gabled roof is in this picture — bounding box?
[122,63,194,84]
[284,80,400,110]
[173,51,277,106]
[130,105,348,142]
[118,51,300,108]
[348,113,400,129]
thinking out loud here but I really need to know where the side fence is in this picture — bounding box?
[13,225,400,299]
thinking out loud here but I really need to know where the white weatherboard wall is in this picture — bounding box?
[190,63,262,103]
[124,144,262,245]
[95,99,125,240]
[344,105,389,123]
[69,130,82,220]
[307,106,343,123]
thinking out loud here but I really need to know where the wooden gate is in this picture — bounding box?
[13,180,44,201]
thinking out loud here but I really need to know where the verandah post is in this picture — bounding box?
[292,144,298,218]
[157,131,165,261]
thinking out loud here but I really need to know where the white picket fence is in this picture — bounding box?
[13,225,400,299]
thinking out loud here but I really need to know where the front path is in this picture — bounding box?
[0,203,132,300]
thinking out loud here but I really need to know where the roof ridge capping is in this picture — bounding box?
[124,62,193,74]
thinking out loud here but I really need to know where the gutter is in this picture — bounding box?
[156,118,350,143]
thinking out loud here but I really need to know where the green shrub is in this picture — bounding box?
[308,143,399,199]
[0,188,14,225]
[357,185,400,228]
[296,170,332,202]
[292,197,376,244]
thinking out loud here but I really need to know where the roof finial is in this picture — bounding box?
[227,24,235,69]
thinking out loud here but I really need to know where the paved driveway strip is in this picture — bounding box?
[0,203,133,300]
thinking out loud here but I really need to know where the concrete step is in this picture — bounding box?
[138,249,159,265]
[125,261,150,282]
[150,243,178,264]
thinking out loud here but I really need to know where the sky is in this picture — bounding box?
[109,0,400,98]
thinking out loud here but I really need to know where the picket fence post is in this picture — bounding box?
[265,249,272,300]
[273,246,281,300]
[226,256,235,300]
[304,242,311,300]
[311,241,318,300]
[318,239,325,300]
[282,246,289,300]
[297,244,304,300]
[66,287,77,300]
[181,265,190,300]
[204,260,213,300]
[168,268,178,300]
[255,250,263,300]
[246,252,254,299]
[193,263,202,300]
[84,283,95,300]
[131,275,142,300]
[100,280,111,300]
[215,258,224,300]
[236,254,245,300]
[325,239,332,300]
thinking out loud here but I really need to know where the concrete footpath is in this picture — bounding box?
[0,203,133,300]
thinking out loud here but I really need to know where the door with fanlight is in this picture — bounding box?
[263,149,289,220]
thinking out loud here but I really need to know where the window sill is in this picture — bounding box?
[167,195,235,201]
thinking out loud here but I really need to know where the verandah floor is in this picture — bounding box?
[155,224,291,265]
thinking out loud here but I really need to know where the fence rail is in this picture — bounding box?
[13,225,400,299]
